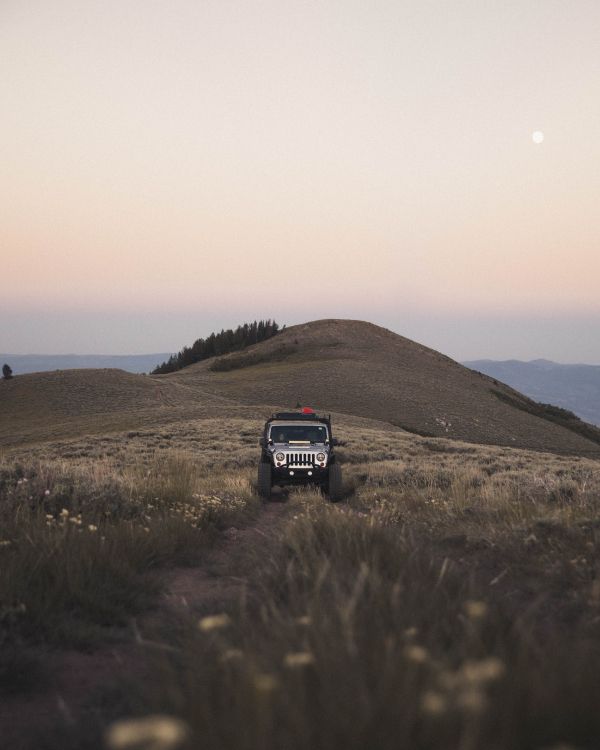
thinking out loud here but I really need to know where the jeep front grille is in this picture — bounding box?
[287,452,314,466]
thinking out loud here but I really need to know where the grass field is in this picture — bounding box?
[2,413,600,749]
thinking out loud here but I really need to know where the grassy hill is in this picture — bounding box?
[3,319,600,455]
[167,319,600,456]
[0,368,235,446]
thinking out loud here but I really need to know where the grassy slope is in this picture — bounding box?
[0,368,241,446]
[464,358,600,427]
[170,319,600,456]
[2,417,600,749]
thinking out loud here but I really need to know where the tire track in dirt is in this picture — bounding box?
[152,499,290,620]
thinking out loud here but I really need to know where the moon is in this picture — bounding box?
[532,130,544,144]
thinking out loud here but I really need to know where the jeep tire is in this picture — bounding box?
[327,463,343,502]
[257,462,272,499]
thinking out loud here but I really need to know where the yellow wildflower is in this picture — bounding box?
[464,600,488,620]
[404,645,429,664]
[253,673,278,693]
[198,613,231,632]
[105,714,190,750]
[284,651,315,668]
[421,691,447,715]
[461,658,505,684]
[220,648,244,662]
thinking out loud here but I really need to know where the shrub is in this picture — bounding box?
[209,344,298,372]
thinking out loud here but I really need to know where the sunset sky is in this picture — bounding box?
[1,1,599,361]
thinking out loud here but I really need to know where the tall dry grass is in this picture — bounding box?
[0,453,259,650]
[131,464,600,750]
[4,417,600,749]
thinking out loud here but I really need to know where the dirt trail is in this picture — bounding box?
[0,501,290,750]
[156,500,288,619]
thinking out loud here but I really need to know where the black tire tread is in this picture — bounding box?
[257,462,272,499]
[327,463,343,502]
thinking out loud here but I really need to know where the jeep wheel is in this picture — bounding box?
[327,463,343,502]
[257,462,272,499]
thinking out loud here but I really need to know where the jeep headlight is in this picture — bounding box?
[275,452,285,462]
[316,452,326,462]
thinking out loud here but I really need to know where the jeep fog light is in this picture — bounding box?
[275,452,285,462]
[316,453,326,462]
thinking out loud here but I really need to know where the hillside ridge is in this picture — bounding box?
[168,319,600,456]
[464,358,600,427]
[3,319,600,456]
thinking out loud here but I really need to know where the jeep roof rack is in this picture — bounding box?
[270,411,331,421]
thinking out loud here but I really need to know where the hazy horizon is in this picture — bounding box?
[2,312,600,365]
[2,1,599,361]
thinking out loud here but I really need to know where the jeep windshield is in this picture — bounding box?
[269,423,328,444]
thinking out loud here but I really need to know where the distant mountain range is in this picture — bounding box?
[0,353,171,375]
[463,359,600,427]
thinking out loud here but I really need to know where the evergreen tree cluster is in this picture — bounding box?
[152,320,283,374]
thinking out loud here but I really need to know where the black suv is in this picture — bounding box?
[258,409,343,500]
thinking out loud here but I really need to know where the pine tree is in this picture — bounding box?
[2,364,13,379]
[151,320,283,374]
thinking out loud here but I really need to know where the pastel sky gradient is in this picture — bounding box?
[1,1,599,360]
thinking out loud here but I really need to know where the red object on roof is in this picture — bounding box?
[302,407,314,414]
